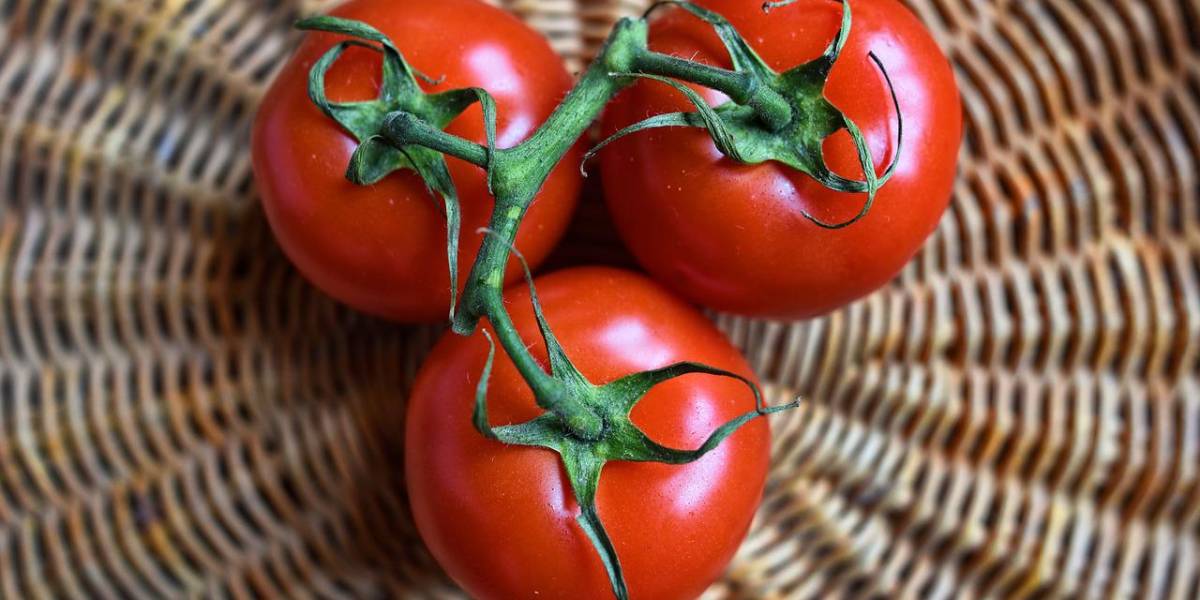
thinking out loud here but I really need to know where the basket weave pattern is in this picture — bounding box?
[1,0,1198,598]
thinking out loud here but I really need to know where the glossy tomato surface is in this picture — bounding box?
[253,0,580,322]
[406,267,771,599]
[600,0,961,319]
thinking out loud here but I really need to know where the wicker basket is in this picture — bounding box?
[1,0,1198,597]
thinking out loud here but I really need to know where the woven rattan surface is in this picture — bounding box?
[2,0,1199,598]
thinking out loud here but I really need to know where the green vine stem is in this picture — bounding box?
[295,2,899,598]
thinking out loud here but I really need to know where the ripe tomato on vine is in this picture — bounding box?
[253,0,580,322]
[601,0,961,319]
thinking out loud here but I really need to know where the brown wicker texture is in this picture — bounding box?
[1,0,1198,598]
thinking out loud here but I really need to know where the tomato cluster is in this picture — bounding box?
[252,0,960,597]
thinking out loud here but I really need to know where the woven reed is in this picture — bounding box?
[1,0,1198,597]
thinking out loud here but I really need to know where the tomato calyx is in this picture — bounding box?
[295,16,502,320]
[590,0,904,229]
[470,252,798,600]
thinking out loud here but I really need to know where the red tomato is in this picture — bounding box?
[252,0,580,322]
[406,267,770,599]
[600,0,961,319]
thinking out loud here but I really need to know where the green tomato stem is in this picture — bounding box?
[450,19,646,337]
[450,16,791,335]
[496,20,644,193]
[477,285,606,439]
[631,50,793,130]
[381,111,489,166]
[632,50,749,95]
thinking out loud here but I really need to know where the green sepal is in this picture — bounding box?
[304,40,393,139]
[604,72,745,160]
[345,136,405,185]
[599,401,798,465]
[597,361,799,464]
[581,112,702,175]
[601,360,764,415]
[784,0,851,79]
[296,15,421,100]
[594,0,903,229]
[468,324,626,598]
[298,15,503,319]
[471,328,570,449]
[469,286,799,599]
[480,227,590,386]
[472,329,501,440]
[644,1,775,80]
[561,444,626,600]
[398,146,464,317]
[427,87,499,192]
[524,269,586,386]
[776,47,903,228]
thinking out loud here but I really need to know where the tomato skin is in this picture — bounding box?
[252,0,580,322]
[405,267,770,600]
[600,0,961,319]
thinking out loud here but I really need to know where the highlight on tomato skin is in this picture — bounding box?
[404,267,772,600]
[600,0,963,320]
[250,0,581,323]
